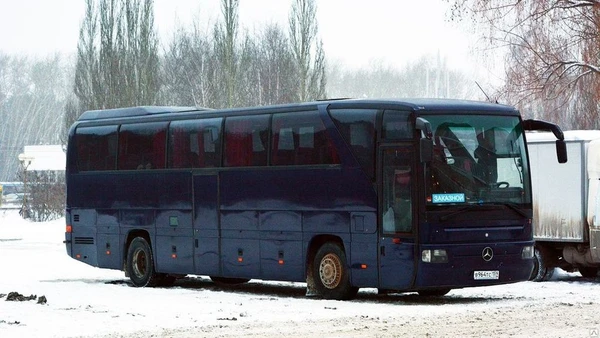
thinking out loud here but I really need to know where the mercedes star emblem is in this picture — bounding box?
[482,247,494,262]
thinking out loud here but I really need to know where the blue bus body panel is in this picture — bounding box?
[96,210,120,270]
[67,171,194,273]
[193,174,220,276]
[217,167,377,281]
[219,168,376,211]
[349,212,379,287]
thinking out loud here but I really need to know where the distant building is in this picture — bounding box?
[19,145,65,172]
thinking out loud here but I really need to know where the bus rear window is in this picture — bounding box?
[118,122,168,170]
[75,126,118,171]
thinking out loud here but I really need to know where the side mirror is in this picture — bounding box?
[420,138,433,163]
[523,119,567,164]
[556,140,567,163]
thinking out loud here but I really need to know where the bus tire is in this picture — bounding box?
[417,289,451,297]
[126,237,158,287]
[313,242,358,300]
[579,267,599,278]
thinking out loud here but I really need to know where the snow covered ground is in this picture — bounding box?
[1,208,600,338]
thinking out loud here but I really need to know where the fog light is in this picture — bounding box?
[422,249,448,263]
[422,250,432,263]
[522,245,534,259]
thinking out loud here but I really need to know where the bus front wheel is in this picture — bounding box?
[312,242,358,300]
[126,237,158,287]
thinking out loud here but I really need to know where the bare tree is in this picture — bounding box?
[0,54,72,182]
[327,54,475,100]
[256,24,297,105]
[160,0,327,108]
[448,0,600,128]
[289,0,326,101]
[213,0,241,108]
[161,25,214,107]
[70,0,160,129]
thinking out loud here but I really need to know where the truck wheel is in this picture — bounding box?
[579,267,599,278]
[126,237,158,287]
[530,247,554,282]
[312,242,358,300]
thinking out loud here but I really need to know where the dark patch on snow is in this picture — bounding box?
[105,280,133,286]
[0,320,21,325]
[4,291,47,304]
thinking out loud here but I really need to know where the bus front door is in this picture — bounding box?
[378,147,417,291]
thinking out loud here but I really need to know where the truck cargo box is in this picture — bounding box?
[527,130,600,242]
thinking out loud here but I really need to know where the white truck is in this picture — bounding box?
[527,130,600,281]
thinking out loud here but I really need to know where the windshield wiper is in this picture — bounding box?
[439,206,480,221]
[501,203,530,218]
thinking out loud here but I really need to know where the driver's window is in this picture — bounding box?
[382,149,413,234]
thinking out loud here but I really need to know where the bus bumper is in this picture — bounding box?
[414,242,534,289]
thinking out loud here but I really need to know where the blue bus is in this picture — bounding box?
[64,99,566,300]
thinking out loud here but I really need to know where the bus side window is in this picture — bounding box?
[383,110,413,140]
[118,122,168,170]
[329,108,377,179]
[382,149,413,234]
[168,118,222,169]
[224,115,270,167]
[271,111,339,166]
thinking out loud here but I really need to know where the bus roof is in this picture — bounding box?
[75,99,518,122]
[78,106,204,121]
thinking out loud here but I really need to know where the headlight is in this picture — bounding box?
[422,249,448,263]
[522,245,534,259]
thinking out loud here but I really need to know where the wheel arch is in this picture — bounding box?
[122,229,152,273]
[306,234,347,274]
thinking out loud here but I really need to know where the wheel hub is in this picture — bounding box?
[132,248,147,278]
[319,253,342,289]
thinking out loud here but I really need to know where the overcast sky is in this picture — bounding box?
[0,0,481,73]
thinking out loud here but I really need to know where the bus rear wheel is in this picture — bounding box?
[312,242,358,300]
[126,237,158,287]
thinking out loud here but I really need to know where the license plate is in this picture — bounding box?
[473,270,499,280]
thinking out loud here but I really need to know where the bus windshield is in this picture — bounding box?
[425,114,530,207]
